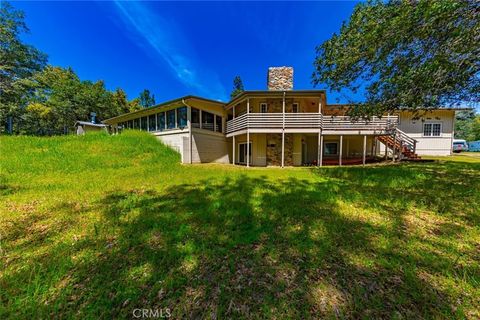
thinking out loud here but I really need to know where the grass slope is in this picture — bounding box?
[1,131,479,319]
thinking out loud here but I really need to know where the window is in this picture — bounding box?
[177,107,187,128]
[191,108,200,128]
[260,103,267,113]
[215,115,222,133]
[133,118,140,129]
[202,111,214,131]
[140,117,148,131]
[167,109,176,129]
[423,122,441,137]
[324,142,338,155]
[292,103,299,113]
[148,114,156,131]
[157,112,165,131]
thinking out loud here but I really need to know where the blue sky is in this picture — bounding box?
[14,1,358,103]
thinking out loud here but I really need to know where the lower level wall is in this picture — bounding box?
[230,133,376,166]
[154,131,189,163]
[376,136,453,156]
[191,130,230,164]
[411,136,453,156]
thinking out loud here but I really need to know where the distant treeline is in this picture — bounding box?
[0,2,155,135]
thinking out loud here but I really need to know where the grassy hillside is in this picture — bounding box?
[1,131,479,319]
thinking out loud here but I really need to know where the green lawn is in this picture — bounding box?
[1,131,479,319]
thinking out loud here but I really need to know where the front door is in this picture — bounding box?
[238,142,252,164]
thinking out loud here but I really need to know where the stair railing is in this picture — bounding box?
[395,128,417,154]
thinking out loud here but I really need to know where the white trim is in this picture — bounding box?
[422,121,442,137]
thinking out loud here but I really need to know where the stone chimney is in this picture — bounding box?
[267,66,293,90]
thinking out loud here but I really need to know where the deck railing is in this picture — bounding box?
[226,113,398,135]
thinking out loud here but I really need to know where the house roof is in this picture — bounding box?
[75,121,107,127]
[103,95,225,124]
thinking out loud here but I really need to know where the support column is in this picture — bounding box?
[319,134,324,167]
[370,136,374,157]
[385,138,388,160]
[232,136,236,165]
[318,101,322,167]
[281,92,285,168]
[246,132,250,167]
[399,140,403,161]
[339,135,343,166]
[232,106,236,165]
[246,99,250,168]
[187,106,192,164]
[392,132,396,162]
[362,135,367,166]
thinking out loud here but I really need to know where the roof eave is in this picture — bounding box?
[103,95,225,124]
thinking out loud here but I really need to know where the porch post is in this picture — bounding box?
[232,136,236,165]
[339,135,343,166]
[362,135,367,166]
[247,99,250,167]
[385,138,388,160]
[318,101,322,167]
[370,136,374,157]
[187,106,192,164]
[392,131,396,162]
[319,134,324,167]
[399,140,403,161]
[232,106,236,165]
[281,92,286,168]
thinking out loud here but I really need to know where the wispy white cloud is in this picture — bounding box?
[113,1,227,100]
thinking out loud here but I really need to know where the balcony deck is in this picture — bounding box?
[226,113,398,137]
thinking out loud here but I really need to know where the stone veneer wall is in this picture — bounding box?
[266,133,293,166]
[267,67,293,91]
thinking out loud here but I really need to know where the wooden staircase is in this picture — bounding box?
[377,128,420,160]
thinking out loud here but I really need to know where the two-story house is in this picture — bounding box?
[103,67,459,166]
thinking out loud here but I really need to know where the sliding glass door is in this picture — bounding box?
[238,142,252,164]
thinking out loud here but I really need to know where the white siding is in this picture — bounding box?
[397,110,454,156]
[153,131,189,163]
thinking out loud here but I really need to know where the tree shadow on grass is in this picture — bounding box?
[3,163,479,318]
[29,169,477,319]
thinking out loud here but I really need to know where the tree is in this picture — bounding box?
[230,76,244,99]
[111,88,130,115]
[24,66,121,134]
[454,110,476,139]
[0,1,47,133]
[470,116,480,141]
[139,89,155,108]
[312,0,480,117]
[127,98,143,113]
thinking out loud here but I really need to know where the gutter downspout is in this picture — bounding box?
[182,98,193,164]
